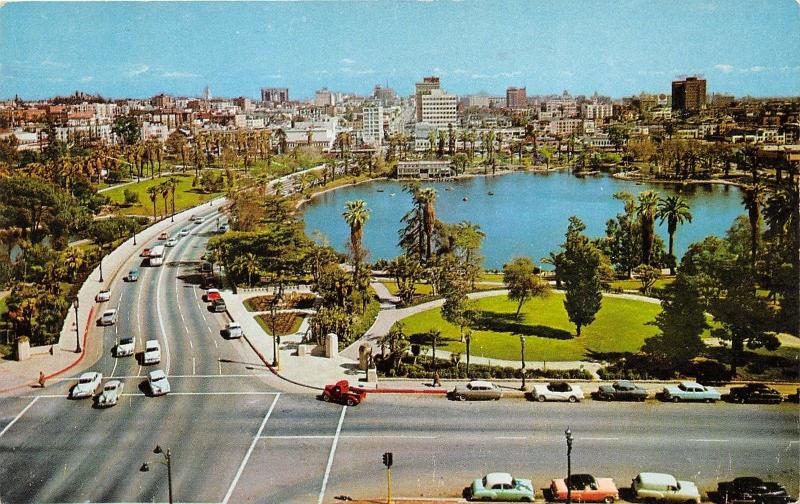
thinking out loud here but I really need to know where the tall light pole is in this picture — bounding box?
[132,226,137,246]
[465,331,471,378]
[141,445,173,504]
[565,427,573,504]
[73,297,81,353]
[98,250,104,283]
[270,292,282,369]
[519,335,526,391]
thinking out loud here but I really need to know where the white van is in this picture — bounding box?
[143,340,161,364]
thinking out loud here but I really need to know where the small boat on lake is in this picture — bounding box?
[463,196,469,202]
[377,188,384,192]
[488,191,494,196]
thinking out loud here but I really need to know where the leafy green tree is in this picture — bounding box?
[601,192,641,278]
[558,217,603,336]
[503,256,550,319]
[637,191,660,266]
[441,275,475,342]
[633,264,661,296]
[453,221,485,289]
[111,115,140,146]
[387,255,424,305]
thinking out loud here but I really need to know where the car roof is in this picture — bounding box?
[99,289,110,293]
[208,288,220,292]
[569,474,596,484]
[79,372,98,379]
[680,381,702,387]
[105,380,122,387]
[120,337,133,343]
[149,370,166,379]
[485,473,513,487]
[145,340,160,348]
[638,473,678,486]
[103,309,116,315]
[615,380,634,386]
[469,380,494,388]
[228,322,241,328]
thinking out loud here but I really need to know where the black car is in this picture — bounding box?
[592,380,649,401]
[716,477,794,504]
[727,384,783,404]
[210,298,227,313]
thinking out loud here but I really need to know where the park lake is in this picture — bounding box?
[303,170,745,270]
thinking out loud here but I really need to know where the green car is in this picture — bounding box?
[127,269,139,282]
[470,472,534,502]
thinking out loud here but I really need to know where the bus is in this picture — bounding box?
[148,245,165,266]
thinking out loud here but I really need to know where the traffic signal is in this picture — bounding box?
[382,451,393,468]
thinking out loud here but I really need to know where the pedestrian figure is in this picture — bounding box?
[433,370,441,387]
[38,371,46,388]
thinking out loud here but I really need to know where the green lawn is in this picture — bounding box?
[380,281,501,297]
[401,293,662,361]
[104,173,222,217]
[610,277,675,291]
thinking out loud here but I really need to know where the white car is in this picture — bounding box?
[95,289,111,303]
[70,372,103,399]
[116,337,135,357]
[143,340,161,364]
[99,309,118,326]
[194,216,204,224]
[148,370,171,396]
[531,381,584,402]
[96,380,124,407]
[216,224,229,233]
[165,238,178,247]
[178,227,190,237]
[223,322,244,339]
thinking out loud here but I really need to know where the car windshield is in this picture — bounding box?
[120,338,133,345]
[152,376,164,382]
[105,384,116,390]
[80,377,92,383]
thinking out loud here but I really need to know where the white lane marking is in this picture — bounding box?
[192,357,196,375]
[188,339,194,349]
[213,340,218,349]
[690,439,729,443]
[262,435,334,439]
[218,360,223,375]
[49,373,271,382]
[155,256,172,376]
[27,391,280,398]
[110,354,119,378]
[0,397,39,439]
[261,434,440,440]
[222,393,280,504]
[206,324,212,333]
[495,436,526,440]
[318,406,347,504]
[580,437,620,441]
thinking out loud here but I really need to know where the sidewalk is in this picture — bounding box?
[0,196,227,395]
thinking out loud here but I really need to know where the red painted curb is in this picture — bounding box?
[356,388,449,395]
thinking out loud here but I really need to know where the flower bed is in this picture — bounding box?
[244,292,317,312]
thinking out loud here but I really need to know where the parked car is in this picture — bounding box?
[469,472,535,502]
[194,215,204,224]
[165,238,178,247]
[96,380,124,407]
[716,477,795,504]
[631,473,701,504]
[143,340,161,364]
[592,380,648,401]
[99,309,118,326]
[223,322,244,339]
[148,370,171,396]
[199,262,213,274]
[157,231,170,240]
[727,384,783,404]
[662,381,721,403]
[178,228,190,237]
[210,298,227,313]
[530,382,584,402]
[115,337,135,357]
[321,380,366,406]
[189,214,198,222]
[95,289,111,303]
[140,248,151,258]
[127,269,139,282]
[550,474,619,503]
[70,372,103,399]
[787,388,800,404]
[216,223,229,233]
[204,288,221,302]
[449,380,503,401]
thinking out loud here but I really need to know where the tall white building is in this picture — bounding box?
[362,102,384,146]
[315,88,334,107]
[420,89,458,128]
[581,102,613,120]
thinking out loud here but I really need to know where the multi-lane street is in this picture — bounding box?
[0,208,798,503]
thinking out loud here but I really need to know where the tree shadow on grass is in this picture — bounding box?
[472,311,573,340]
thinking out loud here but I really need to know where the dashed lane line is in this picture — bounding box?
[261,434,439,440]
[222,393,280,504]
[49,374,272,382]
[155,254,172,376]
[24,391,280,399]
[318,405,347,504]
[0,397,39,439]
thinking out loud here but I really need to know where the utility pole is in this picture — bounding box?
[382,451,393,504]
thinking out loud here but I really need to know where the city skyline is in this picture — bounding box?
[1,0,799,100]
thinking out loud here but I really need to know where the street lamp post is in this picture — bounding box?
[519,335,526,391]
[141,445,173,504]
[73,297,81,353]
[565,427,573,504]
[132,226,137,246]
[98,251,104,283]
[465,332,471,378]
[270,292,282,369]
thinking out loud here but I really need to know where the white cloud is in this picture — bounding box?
[748,65,767,73]
[126,64,149,77]
[269,74,283,79]
[340,58,355,66]
[452,68,467,75]
[470,71,521,80]
[41,59,69,69]
[713,64,734,73]
[80,76,94,82]
[162,71,198,78]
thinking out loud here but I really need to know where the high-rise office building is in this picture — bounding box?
[671,77,706,112]
[362,101,384,146]
[506,86,527,109]
[261,87,289,104]
[419,88,458,128]
[415,76,441,121]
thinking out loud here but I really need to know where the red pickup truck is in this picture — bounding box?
[322,380,366,406]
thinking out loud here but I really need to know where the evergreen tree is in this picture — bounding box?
[559,217,603,336]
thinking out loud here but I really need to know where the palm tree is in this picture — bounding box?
[167,176,179,221]
[159,181,170,217]
[426,131,436,159]
[342,200,370,268]
[637,191,660,266]
[657,195,692,274]
[741,183,766,266]
[764,187,799,245]
[417,187,438,263]
[146,185,159,220]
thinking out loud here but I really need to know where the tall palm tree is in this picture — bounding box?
[417,187,438,263]
[146,185,159,220]
[764,187,799,245]
[342,200,370,268]
[159,181,170,217]
[637,191,660,266]
[167,176,179,221]
[657,195,692,274]
[741,183,766,266]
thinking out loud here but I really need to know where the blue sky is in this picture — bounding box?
[1,0,798,100]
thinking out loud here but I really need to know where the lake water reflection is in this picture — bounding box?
[302,171,745,270]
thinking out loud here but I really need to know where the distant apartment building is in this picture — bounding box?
[419,89,458,128]
[261,87,289,104]
[315,88,335,107]
[233,97,255,112]
[672,77,706,113]
[506,87,527,109]
[396,160,452,179]
[373,85,397,105]
[362,102,384,146]
[415,76,441,121]
[581,102,613,120]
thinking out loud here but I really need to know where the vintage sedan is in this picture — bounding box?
[143,340,161,365]
[550,474,619,503]
[98,309,118,326]
[222,322,244,339]
[148,370,171,396]
[165,238,178,247]
[592,380,648,401]
[531,382,584,402]
[178,227,191,237]
[127,269,139,282]
[321,380,366,406]
[204,288,221,302]
[727,384,783,404]
[716,477,795,504]
[96,380,124,407]
[70,372,103,399]
[470,472,534,502]
[662,381,721,402]
[95,289,111,303]
[115,337,135,357]
[157,231,170,240]
[449,380,503,401]
[632,472,701,504]
[140,248,151,258]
